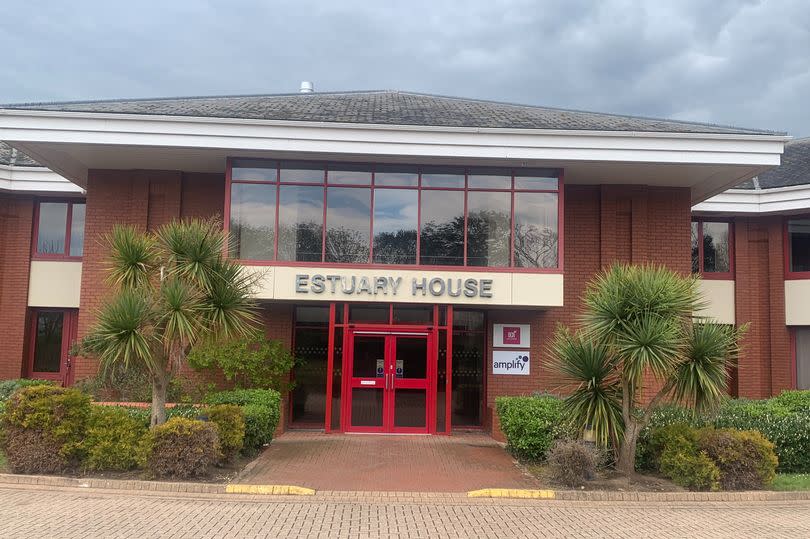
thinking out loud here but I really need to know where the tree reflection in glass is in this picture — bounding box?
[228,183,275,260]
[514,193,558,268]
[373,189,417,264]
[702,222,729,272]
[466,192,511,266]
[326,187,371,263]
[278,185,324,262]
[420,191,464,265]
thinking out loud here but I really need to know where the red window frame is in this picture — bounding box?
[784,215,810,280]
[691,218,734,279]
[31,199,86,260]
[224,158,564,274]
[26,308,79,385]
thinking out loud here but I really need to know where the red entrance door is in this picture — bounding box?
[346,331,433,433]
[27,308,78,386]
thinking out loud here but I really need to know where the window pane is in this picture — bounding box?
[280,161,325,183]
[373,189,417,264]
[452,331,484,426]
[453,309,484,331]
[514,192,558,268]
[291,328,328,424]
[232,160,277,182]
[797,328,810,390]
[515,170,558,190]
[328,163,372,185]
[691,222,700,274]
[349,304,390,323]
[294,306,330,327]
[33,311,63,373]
[468,168,511,189]
[467,191,511,267]
[393,305,433,324]
[37,202,68,254]
[421,166,465,188]
[420,191,464,265]
[374,164,418,186]
[702,222,730,273]
[789,219,810,273]
[278,186,324,262]
[229,183,275,260]
[69,203,86,257]
[325,187,370,263]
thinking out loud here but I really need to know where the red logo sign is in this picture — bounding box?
[502,326,521,345]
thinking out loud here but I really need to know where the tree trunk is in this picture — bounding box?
[151,371,169,427]
[616,420,641,474]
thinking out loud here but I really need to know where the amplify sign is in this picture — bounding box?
[492,350,530,375]
[294,274,494,299]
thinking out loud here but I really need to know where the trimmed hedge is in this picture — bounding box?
[143,418,220,478]
[207,404,245,462]
[0,385,92,473]
[204,389,281,453]
[0,379,54,401]
[495,395,569,460]
[82,406,147,471]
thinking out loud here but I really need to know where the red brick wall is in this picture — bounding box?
[487,185,691,438]
[0,193,34,379]
[733,216,791,399]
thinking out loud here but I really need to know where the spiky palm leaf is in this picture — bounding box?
[552,327,624,447]
[671,321,746,414]
[157,218,224,290]
[202,258,260,340]
[156,277,205,356]
[614,312,684,383]
[106,224,158,290]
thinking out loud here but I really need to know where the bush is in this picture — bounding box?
[546,440,600,487]
[495,395,569,461]
[636,406,705,470]
[188,337,296,391]
[715,399,810,473]
[204,389,280,453]
[0,385,92,473]
[697,428,778,490]
[82,406,147,471]
[0,379,54,401]
[206,405,245,462]
[74,365,187,403]
[642,422,697,471]
[143,418,220,478]
[660,443,720,491]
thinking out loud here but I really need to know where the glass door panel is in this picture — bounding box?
[391,336,429,432]
[348,335,387,431]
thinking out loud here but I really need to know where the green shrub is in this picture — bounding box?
[0,385,92,473]
[660,443,720,491]
[697,428,778,490]
[771,390,810,413]
[642,422,697,471]
[188,337,296,391]
[636,406,705,470]
[204,389,280,453]
[714,399,810,473]
[83,406,147,471]
[0,379,54,401]
[74,365,187,403]
[206,405,245,462]
[495,395,569,461]
[143,418,220,478]
[546,439,600,487]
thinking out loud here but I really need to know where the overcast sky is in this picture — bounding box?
[2,1,809,136]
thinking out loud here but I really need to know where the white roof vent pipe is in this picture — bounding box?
[300,81,314,93]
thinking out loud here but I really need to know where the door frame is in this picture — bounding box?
[26,308,78,385]
[343,326,437,434]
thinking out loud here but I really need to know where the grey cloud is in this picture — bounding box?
[1,0,808,135]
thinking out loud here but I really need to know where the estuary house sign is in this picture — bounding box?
[295,274,494,299]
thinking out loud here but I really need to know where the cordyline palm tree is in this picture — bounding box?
[551,264,745,474]
[81,219,260,426]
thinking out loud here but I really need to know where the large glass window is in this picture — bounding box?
[291,306,330,425]
[373,189,417,264]
[787,219,810,274]
[34,200,86,258]
[278,185,323,262]
[227,160,561,269]
[691,219,732,276]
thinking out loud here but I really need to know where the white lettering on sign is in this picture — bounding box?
[295,274,493,299]
[493,324,531,348]
[492,350,530,375]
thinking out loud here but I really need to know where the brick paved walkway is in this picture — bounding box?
[237,431,538,491]
[1,484,809,538]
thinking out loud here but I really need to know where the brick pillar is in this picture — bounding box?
[0,194,34,379]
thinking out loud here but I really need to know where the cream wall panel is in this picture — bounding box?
[785,280,810,326]
[695,280,735,324]
[28,261,82,308]
[244,265,564,308]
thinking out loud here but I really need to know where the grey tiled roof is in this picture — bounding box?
[2,90,782,135]
[736,137,810,189]
[0,141,40,167]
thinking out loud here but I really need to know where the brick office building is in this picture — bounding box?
[0,90,804,436]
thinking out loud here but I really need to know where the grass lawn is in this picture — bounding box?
[771,474,810,491]
[0,450,6,472]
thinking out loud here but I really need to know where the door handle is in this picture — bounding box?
[384,373,389,390]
